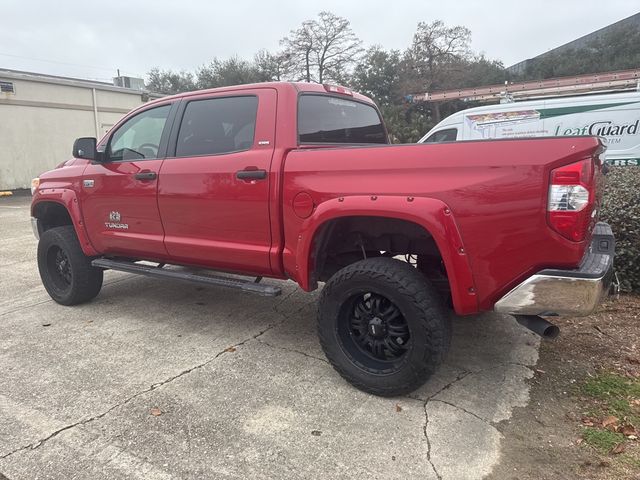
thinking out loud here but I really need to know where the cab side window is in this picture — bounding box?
[424,128,458,143]
[175,96,258,157]
[107,105,171,161]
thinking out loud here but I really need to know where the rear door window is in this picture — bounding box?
[176,96,258,157]
[298,94,387,144]
[423,128,458,143]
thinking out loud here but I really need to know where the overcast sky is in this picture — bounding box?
[0,1,637,83]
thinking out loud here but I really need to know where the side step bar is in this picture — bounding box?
[91,258,282,297]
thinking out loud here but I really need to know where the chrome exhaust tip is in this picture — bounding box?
[514,315,560,340]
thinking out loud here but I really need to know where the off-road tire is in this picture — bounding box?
[37,226,103,305]
[318,257,450,396]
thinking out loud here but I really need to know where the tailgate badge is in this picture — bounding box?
[83,179,95,188]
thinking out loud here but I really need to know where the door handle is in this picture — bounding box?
[134,171,157,181]
[236,169,267,180]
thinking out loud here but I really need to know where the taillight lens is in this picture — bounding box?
[548,185,589,211]
[547,159,595,242]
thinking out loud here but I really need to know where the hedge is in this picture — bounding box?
[599,166,640,292]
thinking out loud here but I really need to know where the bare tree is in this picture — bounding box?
[280,19,315,82]
[281,11,362,83]
[404,20,472,122]
[406,20,472,91]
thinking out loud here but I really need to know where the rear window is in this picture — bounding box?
[298,94,387,145]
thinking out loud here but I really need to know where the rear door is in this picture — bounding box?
[81,102,176,258]
[157,89,276,274]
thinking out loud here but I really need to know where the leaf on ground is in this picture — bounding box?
[582,417,596,426]
[602,416,619,429]
[610,442,626,454]
[225,346,237,353]
[621,424,637,436]
[150,407,162,417]
[395,404,402,412]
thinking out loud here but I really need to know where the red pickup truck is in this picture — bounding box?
[31,82,615,396]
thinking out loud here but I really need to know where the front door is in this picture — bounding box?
[81,103,174,259]
[158,89,276,275]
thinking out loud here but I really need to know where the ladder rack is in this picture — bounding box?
[407,68,640,104]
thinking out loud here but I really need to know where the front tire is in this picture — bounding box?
[37,226,103,305]
[318,257,450,396]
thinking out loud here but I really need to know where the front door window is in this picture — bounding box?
[108,105,171,161]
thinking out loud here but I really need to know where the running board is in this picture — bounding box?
[91,258,282,297]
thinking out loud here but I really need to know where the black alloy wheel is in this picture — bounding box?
[47,245,73,290]
[339,292,411,372]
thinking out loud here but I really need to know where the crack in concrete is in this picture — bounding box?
[256,291,326,363]
[414,360,533,479]
[0,297,297,461]
[412,369,472,480]
[423,404,442,480]
[405,369,473,479]
[430,399,494,426]
[446,360,536,376]
[406,368,472,403]
[270,287,304,319]
[256,338,329,364]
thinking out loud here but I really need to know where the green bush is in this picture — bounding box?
[600,166,640,292]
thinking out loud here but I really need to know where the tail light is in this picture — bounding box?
[547,158,597,242]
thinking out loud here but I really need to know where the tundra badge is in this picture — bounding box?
[105,211,128,230]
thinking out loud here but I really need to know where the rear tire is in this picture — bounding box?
[37,226,103,305]
[318,257,450,397]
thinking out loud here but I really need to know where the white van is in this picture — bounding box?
[418,91,640,166]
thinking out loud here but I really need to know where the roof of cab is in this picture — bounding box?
[146,81,376,107]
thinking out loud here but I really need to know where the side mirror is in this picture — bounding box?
[72,137,97,160]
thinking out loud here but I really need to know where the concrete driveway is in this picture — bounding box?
[0,195,539,480]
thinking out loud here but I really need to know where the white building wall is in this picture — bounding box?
[0,72,153,190]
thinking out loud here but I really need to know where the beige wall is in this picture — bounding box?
[0,77,150,190]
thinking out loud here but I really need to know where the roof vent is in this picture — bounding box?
[0,81,15,94]
[113,76,145,91]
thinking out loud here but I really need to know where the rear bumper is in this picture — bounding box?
[494,222,615,316]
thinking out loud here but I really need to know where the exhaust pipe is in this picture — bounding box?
[514,315,560,340]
